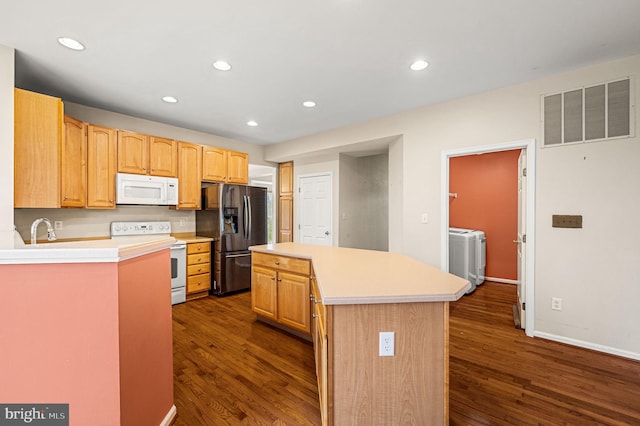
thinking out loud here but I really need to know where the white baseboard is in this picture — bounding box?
[484,277,518,285]
[160,405,177,426]
[534,331,640,361]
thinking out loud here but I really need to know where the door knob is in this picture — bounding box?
[513,239,521,244]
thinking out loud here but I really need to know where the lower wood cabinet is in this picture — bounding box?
[251,252,311,334]
[186,242,211,300]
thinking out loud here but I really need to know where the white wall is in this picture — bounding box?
[0,45,14,248]
[266,55,640,358]
[339,153,388,251]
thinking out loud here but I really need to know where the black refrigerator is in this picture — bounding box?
[196,184,267,296]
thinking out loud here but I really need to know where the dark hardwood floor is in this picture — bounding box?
[172,282,640,425]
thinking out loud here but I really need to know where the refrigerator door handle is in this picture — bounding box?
[247,195,252,240]
[243,195,249,240]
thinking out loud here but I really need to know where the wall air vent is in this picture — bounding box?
[542,77,634,146]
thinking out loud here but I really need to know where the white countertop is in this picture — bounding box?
[0,235,175,265]
[250,243,471,305]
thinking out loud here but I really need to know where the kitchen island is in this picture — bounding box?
[250,242,470,426]
[0,236,176,426]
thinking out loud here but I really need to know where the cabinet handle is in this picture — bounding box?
[277,278,282,282]
[312,313,318,318]
[309,294,313,301]
[275,261,280,265]
[271,276,276,280]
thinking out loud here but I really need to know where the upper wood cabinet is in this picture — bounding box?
[279,161,293,196]
[202,146,226,182]
[227,150,249,184]
[202,147,248,184]
[118,131,177,177]
[176,141,202,210]
[149,136,177,177]
[14,88,64,208]
[61,115,87,208]
[86,125,117,209]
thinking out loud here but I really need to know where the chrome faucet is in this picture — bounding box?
[31,218,57,245]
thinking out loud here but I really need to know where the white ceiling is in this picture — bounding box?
[2,0,640,146]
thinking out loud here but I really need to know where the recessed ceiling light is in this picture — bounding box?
[303,101,317,108]
[247,120,258,127]
[212,60,232,71]
[162,96,178,103]
[57,37,85,51]
[410,60,429,71]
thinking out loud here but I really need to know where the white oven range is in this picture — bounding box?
[110,221,186,305]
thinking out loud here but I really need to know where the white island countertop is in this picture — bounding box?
[0,235,175,265]
[250,242,471,305]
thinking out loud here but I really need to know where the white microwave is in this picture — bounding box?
[116,173,179,205]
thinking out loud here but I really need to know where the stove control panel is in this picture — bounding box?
[110,221,172,237]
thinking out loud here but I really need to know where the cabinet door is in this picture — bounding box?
[277,161,294,242]
[277,271,310,333]
[117,131,148,174]
[252,266,277,320]
[86,125,116,209]
[227,150,248,184]
[14,88,63,208]
[279,161,293,196]
[278,196,293,242]
[149,136,177,177]
[177,141,202,209]
[202,146,227,182]
[315,307,329,426]
[61,115,86,208]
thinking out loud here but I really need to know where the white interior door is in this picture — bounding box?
[516,149,527,329]
[299,174,332,246]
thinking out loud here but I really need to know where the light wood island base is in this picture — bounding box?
[250,243,469,426]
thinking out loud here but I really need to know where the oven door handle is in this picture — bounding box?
[171,244,187,250]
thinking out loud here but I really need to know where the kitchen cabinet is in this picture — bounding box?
[186,241,211,300]
[176,141,202,210]
[61,115,87,208]
[311,274,329,425]
[117,131,177,177]
[251,252,311,334]
[86,125,117,209]
[227,150,249,183]
[251,243,468,425]
[14,88,64,208]
[278,161,294,242]
[202,146,249,184]
[149,136,177,177]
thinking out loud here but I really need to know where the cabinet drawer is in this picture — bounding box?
[187,273,211,293]
[187,262,210,276]
[188,252,210,265]
[187,242,210,254]
[253,252,310,275]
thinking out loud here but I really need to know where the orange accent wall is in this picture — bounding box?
[449,149,520,281]
[0,249,174,425]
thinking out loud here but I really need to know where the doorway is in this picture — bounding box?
[297,173,333,246]
[441,139,536,336]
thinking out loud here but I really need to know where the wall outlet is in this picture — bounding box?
[54,221,63,230]
[379,331,395,356]
[421,213,428,224]
[551,297,563,311]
